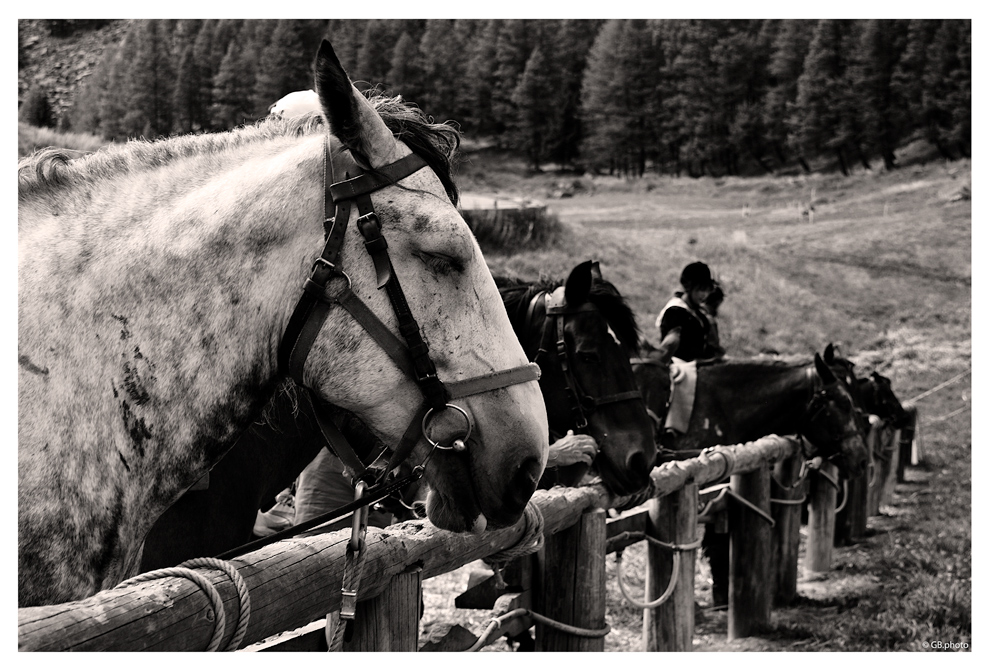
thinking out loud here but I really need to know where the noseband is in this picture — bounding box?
[524,286,643,434]
[278,137,540,485]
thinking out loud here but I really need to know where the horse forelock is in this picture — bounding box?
[18,93,460,204]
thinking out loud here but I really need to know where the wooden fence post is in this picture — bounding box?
[771,453,803,606]
[806,462,839,573]
[728,467,772,640]
[881,429,901,509]
[644,484,697,651]
[343,567,422,652]
[897,405,917,482]
[868,419,890,516]
[535,508,606,651]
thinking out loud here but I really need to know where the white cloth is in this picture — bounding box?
[666,357,697,434]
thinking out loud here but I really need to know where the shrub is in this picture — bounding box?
[20,86,55,128]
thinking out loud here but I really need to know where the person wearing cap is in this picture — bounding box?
[655,261,723,362]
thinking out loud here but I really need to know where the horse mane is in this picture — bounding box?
[497,275,641,355]
[18,93,460,206]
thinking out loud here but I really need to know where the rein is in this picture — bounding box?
[525,287,643,437]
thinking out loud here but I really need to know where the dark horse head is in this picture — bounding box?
[802,353,870,479]
[823,343,910,429]
[497,261,656,496]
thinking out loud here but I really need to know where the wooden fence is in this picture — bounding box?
[18,419,913,652]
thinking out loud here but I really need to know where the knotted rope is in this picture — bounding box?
[484,502,545,588]
[115,557,251,651]
[464,607,611,651]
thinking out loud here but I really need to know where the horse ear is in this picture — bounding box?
[589,261,603,285]
[814,352,837,385]
[823,343,835,364]
[564,260,594,306]
[313,39,402,167]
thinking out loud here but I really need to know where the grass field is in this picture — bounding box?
[422,150,972,652]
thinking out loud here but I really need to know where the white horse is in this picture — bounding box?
[18,39,548,606]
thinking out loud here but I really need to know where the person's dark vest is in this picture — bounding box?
[656,295,711,362]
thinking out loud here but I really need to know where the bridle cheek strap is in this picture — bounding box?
[279,141,542,484]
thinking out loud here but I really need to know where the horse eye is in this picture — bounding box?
[417,252,462,275]
[577,351,601,363]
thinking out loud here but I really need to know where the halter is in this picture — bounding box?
[524,286,643,434]
[278,136,540,487]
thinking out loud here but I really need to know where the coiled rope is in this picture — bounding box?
[115,557,251,651]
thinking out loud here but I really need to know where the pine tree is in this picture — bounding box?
[511,46,555,168]
[763,20,816,170]
[580,20,664,176]
[922,20,970,159]
[172,42,200,134]
[355,20,400,90]
[120,20,175,138]
[889,20,940,140]
[548,20,604,166]
[417,20,468,122]
[99,32,137,140]
[210,39,254,129]
[791,19,857,174]
[192,19,218,131]
[491,20,536,147]
[461,19,502,136]
[386,32,424,104]
[946,20,971,157]
[848,20,909,169]
[254,20,311,115]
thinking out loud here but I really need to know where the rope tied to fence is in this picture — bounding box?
[464,608,611,652]
[701,446,737,486]
[613,477,658,512]
[608,531,702,610]
[114,556,251,651]
[484,501,545,589]
[814,466,850,514]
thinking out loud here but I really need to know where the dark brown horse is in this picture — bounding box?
[632,344,869,605]
[497,261,656,496]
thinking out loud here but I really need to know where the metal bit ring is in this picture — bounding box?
[422,403,473,452]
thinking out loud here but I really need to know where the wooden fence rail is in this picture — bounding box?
[17,435,803,652]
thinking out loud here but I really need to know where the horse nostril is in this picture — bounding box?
[502,456,542,515]
[626,450,651,477]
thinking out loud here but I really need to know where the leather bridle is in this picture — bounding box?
[522,286,644,437]
[801,366,865,461]
[278,137,540,488]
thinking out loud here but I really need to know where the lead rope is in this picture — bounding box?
[115,557,251,651]
[608,532,703,610]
